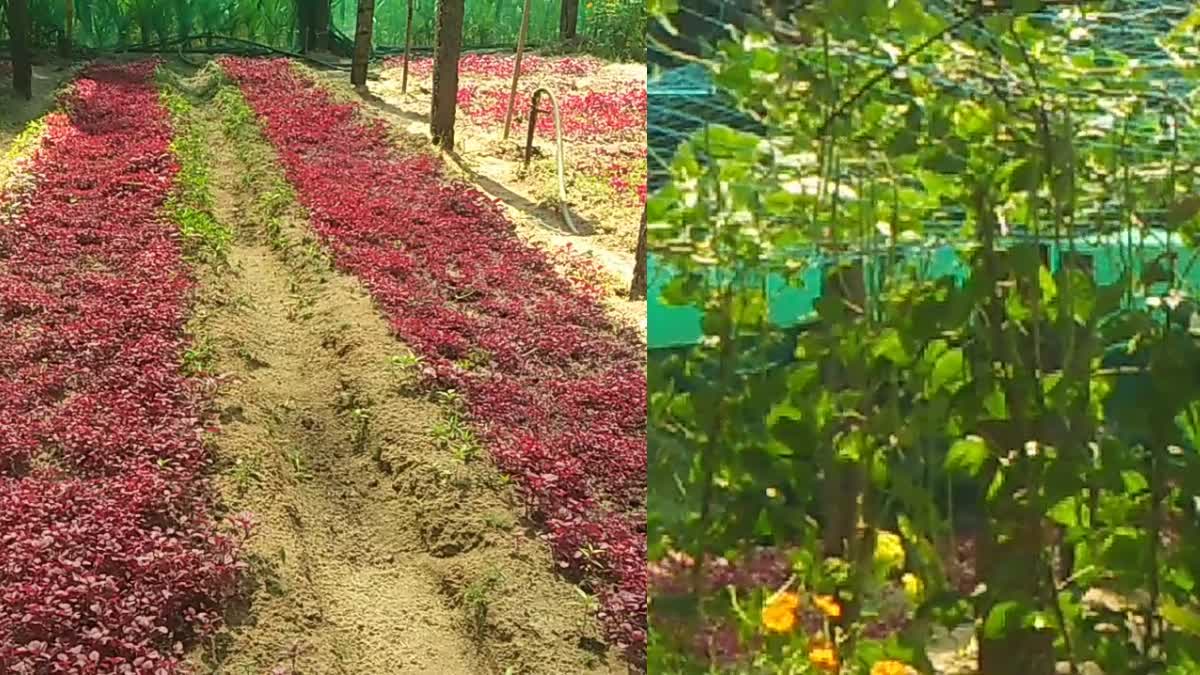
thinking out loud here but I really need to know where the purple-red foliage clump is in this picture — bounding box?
[0,61,241,673]
[220,57,647,664]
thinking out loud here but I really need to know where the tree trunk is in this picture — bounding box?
[61,0,74,56]
[10,0,33,100]
[315,0,332,51]
[350,0,375,87]
[559,0,579,40]
[430,0,465,150]
[296,0,312,52]
[630,208,648,300]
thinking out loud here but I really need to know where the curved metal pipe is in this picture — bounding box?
[523,87,578,235]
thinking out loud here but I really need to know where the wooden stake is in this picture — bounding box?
[401,0,414,94]
[501,0,532,140]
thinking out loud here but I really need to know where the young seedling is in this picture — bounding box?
[349,407,371,453]
[464,569,504,639]
[286,447,311,482]
[182,337,216,375]
[228,456,265,496]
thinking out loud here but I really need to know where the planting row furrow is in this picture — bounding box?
[220,57,648,662]
[0,62,239,673]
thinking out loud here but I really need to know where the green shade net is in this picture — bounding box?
[5,0,615,51]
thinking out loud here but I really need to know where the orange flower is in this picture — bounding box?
[760,591,800,634]
[812,594,842,620]
[809,642,840,672]
[871,661,911,675]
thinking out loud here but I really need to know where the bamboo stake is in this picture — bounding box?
[401,0,414,93]
[501,0,532,140]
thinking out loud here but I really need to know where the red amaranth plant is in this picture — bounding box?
[0,61,241,673]
[384,53,603,79]
[220,57,647,664]
[461,85,646,142]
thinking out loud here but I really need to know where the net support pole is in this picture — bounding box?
[401,0,414,93]
[351,0,376,87]
[501,0,532,140]
[631,207,647,299]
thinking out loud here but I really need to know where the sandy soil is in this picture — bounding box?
[307,58,647,338]
[164,65,625,675]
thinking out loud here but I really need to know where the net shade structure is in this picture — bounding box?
[0,0,620,53]
[647,0,1200,350]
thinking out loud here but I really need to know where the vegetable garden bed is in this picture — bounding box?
[221,56,648,664]
[0,60,241,673]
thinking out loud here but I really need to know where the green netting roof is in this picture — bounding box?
[3,0,622,51]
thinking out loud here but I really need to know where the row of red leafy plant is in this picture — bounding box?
[0,61,241,673]
[220,57,648,665]
[385,52,603,79]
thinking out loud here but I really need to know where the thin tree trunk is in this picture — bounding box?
[401,0,414,93]
[297,0,312,51]
[559,0,579,40]
[430,0,465,150]
[630,208,648,300]
[315,0,331,51]
[10,0,33,100]
[62,0,74,56]
[350,0,375,87]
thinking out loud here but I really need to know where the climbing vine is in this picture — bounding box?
[649,1,1200,673]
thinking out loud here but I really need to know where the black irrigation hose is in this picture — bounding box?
[120,33,351,70]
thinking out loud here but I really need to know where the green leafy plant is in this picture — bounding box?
[648,2,1200,674]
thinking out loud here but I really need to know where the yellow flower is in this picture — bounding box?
[901,572,924,604]
[874,530,906,572]
[871,660,911,675]
[809,643,840,672]
[761,591,800,634]
[812,594,842,620]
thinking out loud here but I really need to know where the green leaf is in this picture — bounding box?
[873,328,912,365]
[1162,601,1200,637]
[946,436,989,477]
[1013,0,1042,14]
[1008,158,1043,192]
[1167,196,1200,227]
[984,601,1024,639]
[1047,496,1081,528]
[931,348,965,392]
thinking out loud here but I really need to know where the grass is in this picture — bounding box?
[160,88,232,265]
[0,116,49,195]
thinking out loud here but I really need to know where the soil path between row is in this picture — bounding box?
[181,73,621,675]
